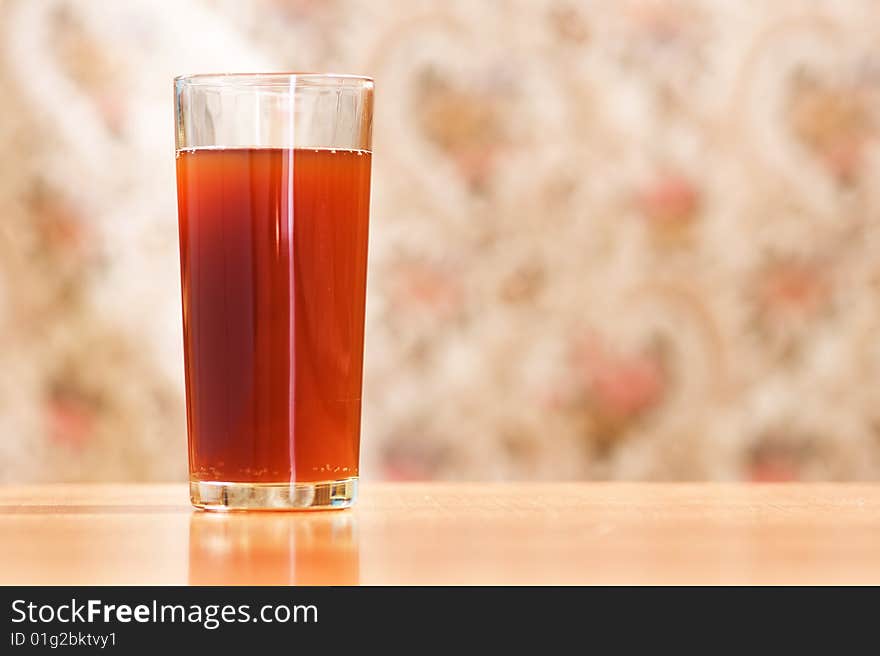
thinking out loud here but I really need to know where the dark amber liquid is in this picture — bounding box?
[176,148,371,483]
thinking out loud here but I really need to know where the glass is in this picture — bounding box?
[174,73,374,510]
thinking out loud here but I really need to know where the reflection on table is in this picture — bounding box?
[188,511,359,585]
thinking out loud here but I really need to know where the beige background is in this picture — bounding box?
[2,0,880,483]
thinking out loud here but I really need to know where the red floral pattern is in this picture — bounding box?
[1,0,880,482]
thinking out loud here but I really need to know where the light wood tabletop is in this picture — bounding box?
[1,483,879,585]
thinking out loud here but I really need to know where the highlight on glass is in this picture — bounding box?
[174,73,374,510]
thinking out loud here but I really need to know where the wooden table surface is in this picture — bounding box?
[1,483,879,585]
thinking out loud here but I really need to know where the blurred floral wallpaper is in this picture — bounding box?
[3,0,880,483]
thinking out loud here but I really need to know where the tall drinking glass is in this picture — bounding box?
[174,73,373,510]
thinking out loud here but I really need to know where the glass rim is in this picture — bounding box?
[175,72,374,88]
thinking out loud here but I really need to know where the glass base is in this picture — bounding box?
[190,478,357,511]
